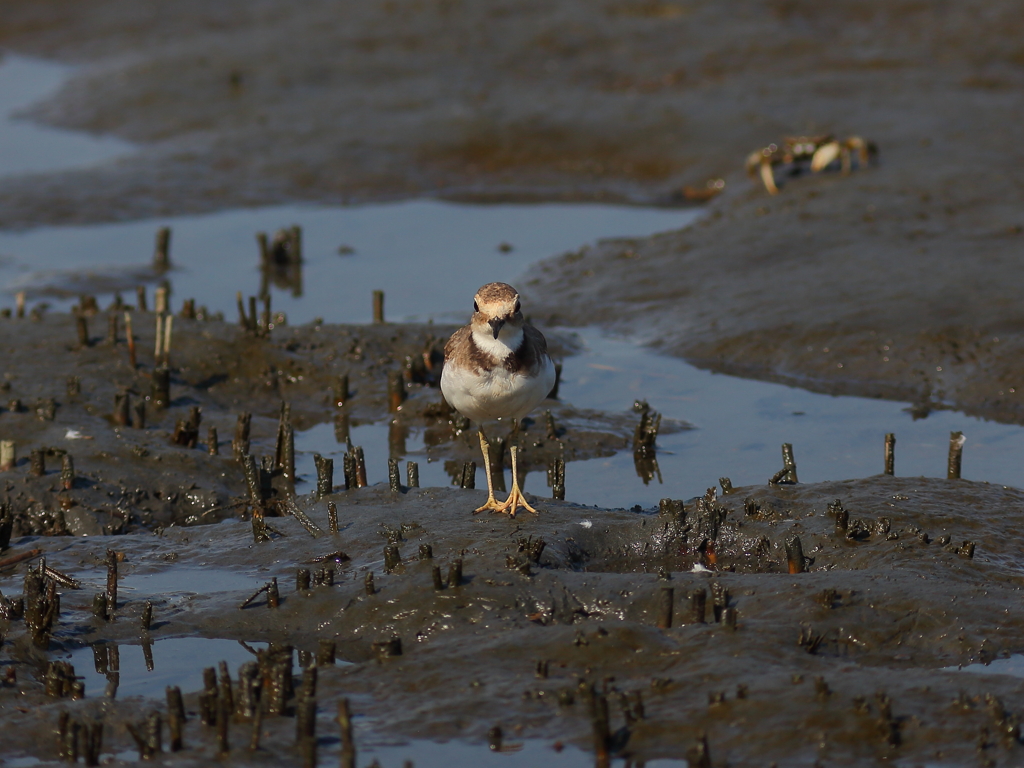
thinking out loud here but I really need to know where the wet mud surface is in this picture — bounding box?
[0,313,1022,766]
[4,464,1024,765]
[0,0,1021,420]
[1,0,1024,765]
[0,311,660,537]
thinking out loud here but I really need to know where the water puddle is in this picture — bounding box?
[3,757,42,768]
[62,637,267,699]
[554,330,1024,505]
[100,738,682,767]
[0,54,132,178]
[292,327,1024,510]
[350,739,685,768]
[3,51,1022,511]
[114,567,268,597]
[0,199,698,323]
[0,54,697,317]
[57,566,268,604]
[946,656,1024,678]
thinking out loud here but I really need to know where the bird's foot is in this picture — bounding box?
[473,494,505,514]
[491,486,538,518]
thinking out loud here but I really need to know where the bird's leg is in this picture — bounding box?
[473,427,503,513]
[494,438,538,517]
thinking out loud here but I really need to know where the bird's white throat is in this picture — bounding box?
[472,325,524,359]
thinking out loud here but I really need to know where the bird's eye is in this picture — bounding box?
[473,301,479,312]
[514,300,521,313]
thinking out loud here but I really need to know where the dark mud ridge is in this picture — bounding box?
[0,308,1023,766]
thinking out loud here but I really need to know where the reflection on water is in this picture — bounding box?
[632,403,662,486]
[564,330,1024,503]
[258,226,304,299]
[294,328,1024,510]
[0,200,700,326]
[343,738,686,768]
[65,637,268,699]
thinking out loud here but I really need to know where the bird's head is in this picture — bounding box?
[471,282,524,340]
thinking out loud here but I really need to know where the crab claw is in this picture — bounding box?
[759,157,779,195]
[745,149,765,176]
[810,141,841,173]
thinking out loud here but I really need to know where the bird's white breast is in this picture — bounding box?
[441,328,555,423]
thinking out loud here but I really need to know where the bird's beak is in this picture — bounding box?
[488,318,505,339]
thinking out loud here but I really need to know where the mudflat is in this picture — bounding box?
[1,1,1024,765]
[1,0,1022,419]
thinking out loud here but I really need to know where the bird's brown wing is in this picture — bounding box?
[444,324,472,363]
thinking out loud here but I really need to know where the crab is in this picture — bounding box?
[745,134,877,194]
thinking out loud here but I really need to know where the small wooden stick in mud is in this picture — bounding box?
[154,226,171,271]
[785,534,806,574]
[106,312,118,345]
[75,315,89,347]
[657,586,674,629]
[154,285,168,314]
[163,314,173,367]
[0,440,15,471]
[947,431,965,479]
[0,548,43,570]
[124,311,137,369]
[105,549,118,619]
[154,313,164,363]
[372,290,384,323]
[338,699,356,768]
[284,499,323,538]
[238,582,270,610]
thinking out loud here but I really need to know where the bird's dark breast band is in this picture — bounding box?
[464,332,543,376]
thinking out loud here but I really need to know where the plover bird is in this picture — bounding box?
[441,282,556,516]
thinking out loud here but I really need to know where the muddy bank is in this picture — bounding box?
[0,307,667,537]
[3,474,1024,765]
[1,1,1024,764]
[0,0,1014,227]
[523,180,1024,425]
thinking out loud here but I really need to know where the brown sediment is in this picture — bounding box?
[0,1,1023,764]
[0,474,1002,764]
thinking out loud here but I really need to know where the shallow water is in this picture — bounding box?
[6,51,1017,514]
[293,327,1024,510]
[0,200,698,325]
[0,54,132,178]
[0,521,289,602]
[948,656,1024,678]
[554,330,1024,505]
[11,730,684,767]
[63,637,268,699]
[346,739,685,768]
[66,565,270,601]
